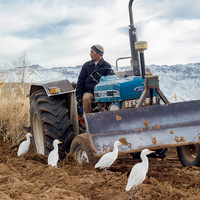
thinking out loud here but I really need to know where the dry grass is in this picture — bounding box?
[0,82,30,144]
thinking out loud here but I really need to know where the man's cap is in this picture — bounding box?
[91,45,104,56]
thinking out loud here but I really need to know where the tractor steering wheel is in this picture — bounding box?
[90,68,114,77]
[90,68,115,83]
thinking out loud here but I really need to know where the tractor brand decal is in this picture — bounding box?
[94,90,120,98]
[134,86,144,92]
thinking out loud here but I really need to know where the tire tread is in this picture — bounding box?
[30,89,73,159]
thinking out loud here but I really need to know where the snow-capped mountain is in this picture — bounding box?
[4,65,82,83]
[2,62,200,102]
[147,63,200,102]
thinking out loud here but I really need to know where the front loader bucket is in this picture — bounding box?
[84,100,200,156]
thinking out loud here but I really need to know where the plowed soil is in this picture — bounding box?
[0,137,200,200]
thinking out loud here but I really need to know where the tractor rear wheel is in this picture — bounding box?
[177,144,200,166]
[30,89,74,159]
[70,133,97,165]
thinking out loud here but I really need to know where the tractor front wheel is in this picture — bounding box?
[177,144,200,166]
[70,133,97,165]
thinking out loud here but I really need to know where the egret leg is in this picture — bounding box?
[21,155,26,163]
[105,168,108,176]
[136,186,141,198]
[129,186,135,200]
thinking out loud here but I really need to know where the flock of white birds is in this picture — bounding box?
[94,141,155,199]
[17,133,154,199]
[17,133,61,168]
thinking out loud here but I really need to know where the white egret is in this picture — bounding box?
[126,149,155,200]
[48,139,62,168]
[17,133,33,162]
[95,141,122,176]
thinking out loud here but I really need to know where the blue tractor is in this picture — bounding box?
[28,0,200,167]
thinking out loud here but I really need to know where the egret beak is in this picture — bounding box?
[149,150,156,153]
[59,141,62,144]
[118,142,122,146]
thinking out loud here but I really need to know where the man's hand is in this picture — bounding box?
[76,95,82,102]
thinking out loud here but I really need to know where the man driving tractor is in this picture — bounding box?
[76,45,112,113]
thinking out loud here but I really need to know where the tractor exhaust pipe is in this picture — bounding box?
[129,0,140,76]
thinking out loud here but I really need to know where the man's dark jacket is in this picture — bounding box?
[76,58,112,100]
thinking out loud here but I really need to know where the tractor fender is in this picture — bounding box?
[29,78,75,97]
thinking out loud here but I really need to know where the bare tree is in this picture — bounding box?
[12,51,31,91]
[0,69,6,87]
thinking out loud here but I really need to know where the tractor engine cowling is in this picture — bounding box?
[94,74,158,111]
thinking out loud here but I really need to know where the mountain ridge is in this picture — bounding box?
[2,62,200,103]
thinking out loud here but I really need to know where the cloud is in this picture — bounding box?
[0,0,199,68]
[139,18,200,65]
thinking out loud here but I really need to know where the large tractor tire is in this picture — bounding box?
[177,144,200,166]
[70,133,97,165]
[30,89,74,159]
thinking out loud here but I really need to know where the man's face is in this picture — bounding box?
[90,48,100,62]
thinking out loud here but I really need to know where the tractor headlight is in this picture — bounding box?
[109,104,120,111]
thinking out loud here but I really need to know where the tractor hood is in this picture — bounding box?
[94,75,146,103]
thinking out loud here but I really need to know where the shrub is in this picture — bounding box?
[0,83,30,144]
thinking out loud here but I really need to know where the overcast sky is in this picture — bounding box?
[0,0,200,69]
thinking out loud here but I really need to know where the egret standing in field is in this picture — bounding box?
[17,132,33,162]
[126,149,155,200]
[48,139,62,168]
[95,140,122,176]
